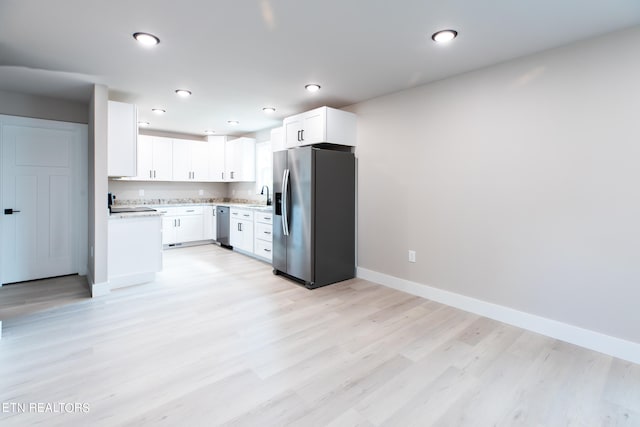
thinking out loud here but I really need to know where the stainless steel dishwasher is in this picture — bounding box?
[215,206,231,248]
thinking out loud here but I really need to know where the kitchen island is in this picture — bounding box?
[108,211,163,290]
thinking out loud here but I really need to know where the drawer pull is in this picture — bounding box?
[264,249,271,252]
[264,231,271,235]
[263,217,270,220]
[243,214,250,217]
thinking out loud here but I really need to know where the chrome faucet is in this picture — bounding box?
[261,185,272,206]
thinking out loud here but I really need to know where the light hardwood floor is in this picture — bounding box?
[0,244,638,426]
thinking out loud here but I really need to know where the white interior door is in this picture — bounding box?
[1,116,87,285]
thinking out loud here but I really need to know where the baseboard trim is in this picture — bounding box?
[109,272,155,290]
[86,268,110,298]
[91,281,110,298]
[357,267,640,365]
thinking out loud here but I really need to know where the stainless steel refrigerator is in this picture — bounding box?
[273,146,355,289]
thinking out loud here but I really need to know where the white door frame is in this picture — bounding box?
[0,114,88,287]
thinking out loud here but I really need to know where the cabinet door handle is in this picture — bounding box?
[186,209,195,213]
[173,219,176,227]
[230,171,235,179]
[263,216,270,220]
[149,170,152,179]
[221,172,224,180]
[300,129,304,141]
[297,130,301,141]
[238,223,242,231]
[243,214,250,217]
[154,170,157,178]
[264,249,271,252]
[264,231,271,235]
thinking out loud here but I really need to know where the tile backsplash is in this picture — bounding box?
[108,180,269,205]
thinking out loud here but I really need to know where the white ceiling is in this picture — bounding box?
[1,0,639,137]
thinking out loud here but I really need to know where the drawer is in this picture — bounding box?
[254,239,272,261]
[255,222,272,242]
[255,212,273,225]
[156,205,203,216]
[176,206,203,216]
[231,209,254,220]
[156,206,180,216]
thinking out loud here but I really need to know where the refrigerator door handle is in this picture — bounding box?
[282,168,290,236]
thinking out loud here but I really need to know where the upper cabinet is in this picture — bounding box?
[107,101,138,177]
[225,137,256,182]
[126,134,255,183]
[135,135,173,181]
[271,127,285,152]
[208,135,227,181]
[172,139,210,181]
[283,106,356,148]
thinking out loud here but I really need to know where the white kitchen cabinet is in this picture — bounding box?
[208,135,227,181]
[108,215,162,289]
[108,101,138,177]
[230,208,254,252]
[173,139,210,181]
[254,212,273,261]
[271,127,285,152]
[283,106,357,148]
[203,205,217,240]
[158,206,204,245]
[135,135,173,180]
[225,137,256,182]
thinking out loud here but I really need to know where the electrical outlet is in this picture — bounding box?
[138,189,144,197]
[198,189,204,196]
[408,250,416,263]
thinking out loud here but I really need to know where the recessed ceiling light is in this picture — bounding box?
[175,89,192,97]
[152,108,166,114]
[227,120,239,126]
[262,107,276,113]
[431,29,458,43]
[138,121,150,127]
[305,84,321,92]
[204,130,216,135]
[133,32,160,46]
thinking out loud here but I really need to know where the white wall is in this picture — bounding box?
[0,89,88,124]
[88,85,109,295]
[346,26,640,345]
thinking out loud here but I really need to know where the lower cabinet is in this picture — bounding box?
[158,206,205,245]
[154,204,273,262]
[203,205,217,240]
[230,208,254,252]
[254,212,273,261]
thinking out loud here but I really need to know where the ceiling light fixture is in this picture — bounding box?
[227,120,239,126]
[133,32,160,46]
[175,89,192,97]
[204,130,216,135]
[431,29,458,43]
[138,121,150,127]
[152,108,166,114]
[305,84,321,92]
[262,107,276,113]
